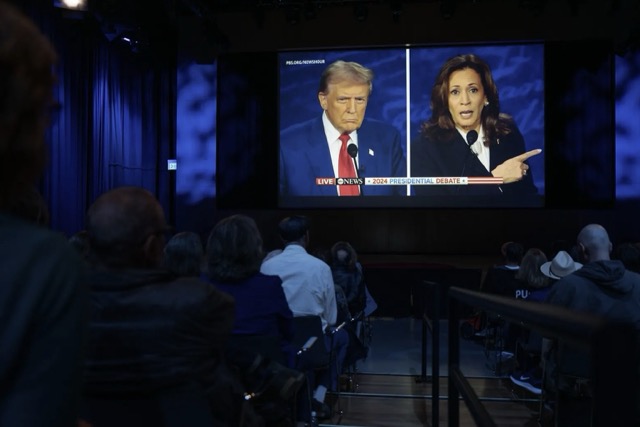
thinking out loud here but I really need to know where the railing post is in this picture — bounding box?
[448,287,460,427]
[416,281,429,384]
[419,308,428,382]
[432,282,440,427]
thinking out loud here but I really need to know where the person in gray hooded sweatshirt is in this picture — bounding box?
[545,224,640,426]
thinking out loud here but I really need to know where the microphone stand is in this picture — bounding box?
[457,130,478,195]
[347,143,363,196]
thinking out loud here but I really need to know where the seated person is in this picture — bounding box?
[205,214,304,423]
[482,241,524,295]
[509,249,582,395]
[482,249,549,381]
[82,187,252,426]
[261,216,349,420]
[512,248,551,301]
[544,225,640,425]
[329,241,370,366]
[163,231,204,277]
[330,241,366,317]
[204,214,296,366]
[469,242,525,338]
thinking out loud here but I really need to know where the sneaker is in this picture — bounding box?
[510,370,542,395]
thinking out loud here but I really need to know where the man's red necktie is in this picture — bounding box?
[338,133,359,196]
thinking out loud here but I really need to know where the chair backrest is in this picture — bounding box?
[80,382,214,427]
[292,315,330,370]
[227,333,285,365]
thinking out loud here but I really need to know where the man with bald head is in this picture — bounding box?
[82,186,239,425]
[545,224,640,425]
[547,224,640,315]
[86,186,169,269]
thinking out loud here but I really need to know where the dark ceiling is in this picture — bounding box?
[44,0,638,59]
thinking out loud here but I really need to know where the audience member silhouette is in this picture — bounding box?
[330,241,367,317]
[206,214,303,425]
[505,248,552,363]
[312,246,350,324]
[512,248,551,301]
[260,215,349,420]
[206,214,295,364]
[329,241,370,369]
[509,250,582,395]
[81,186,255,426]
[474,248,547,385]
[545,224,640,425]
[0,3,88,426]
[163,231,204,277]
[482,241,524,295]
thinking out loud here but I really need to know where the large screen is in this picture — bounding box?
[278,44,545,208]
[216,40,614,209]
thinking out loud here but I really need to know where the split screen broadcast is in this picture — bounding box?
[215,41,615,209]
[278,44,545,208]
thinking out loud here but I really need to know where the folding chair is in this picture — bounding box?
[292,315,334,424]
[80,382,214,427]
[226,334,304,424]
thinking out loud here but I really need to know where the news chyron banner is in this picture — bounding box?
[314,177,504,186]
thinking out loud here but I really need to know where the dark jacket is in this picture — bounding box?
[280,116,407,196]
[84,269,235,395]
[546,260,640,324]
[411,121,541,206]
[331,263,366,316]
[0,213,87,427]
[211,272,295,365]
[546,260,640,377]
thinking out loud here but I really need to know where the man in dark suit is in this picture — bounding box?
[279,60,407,197]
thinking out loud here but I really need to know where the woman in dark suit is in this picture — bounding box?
[411,54,541,205]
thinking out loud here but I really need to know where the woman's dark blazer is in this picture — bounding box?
[411,121,539,205]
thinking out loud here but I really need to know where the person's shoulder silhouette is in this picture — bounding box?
[0,3,88,425]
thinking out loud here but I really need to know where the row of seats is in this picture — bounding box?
[79,314,368,427]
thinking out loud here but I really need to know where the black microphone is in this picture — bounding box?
[347,143,363,196]
[458,130,479,194]
[347,143,359,175]
[466,130,478,151]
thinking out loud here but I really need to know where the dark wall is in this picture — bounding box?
[210,1,624,53]
[217,204,640,257]
[190,0,640,256]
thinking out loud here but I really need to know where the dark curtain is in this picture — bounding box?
[22,2,175,236]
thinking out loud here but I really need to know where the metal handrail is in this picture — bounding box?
[447,286,636,427]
